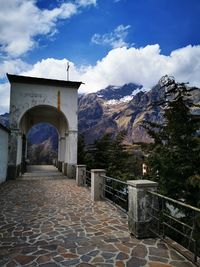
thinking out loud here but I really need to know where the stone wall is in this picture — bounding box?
[0,124,9,183]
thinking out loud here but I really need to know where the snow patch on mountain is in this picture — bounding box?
[103,87,145,105]
[131,87,146,96]
[104,95,133,105]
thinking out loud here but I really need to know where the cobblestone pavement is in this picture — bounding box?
[0,172,197,267]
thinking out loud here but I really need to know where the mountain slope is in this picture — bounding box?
[78,83,200,144]
[78,83,163,143]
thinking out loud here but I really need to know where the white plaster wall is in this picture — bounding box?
[0,129,9,183]
[10,83,77,131]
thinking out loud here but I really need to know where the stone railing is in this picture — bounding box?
[54,160,77,179]
[76,165,200,264]
[76,165,157,239]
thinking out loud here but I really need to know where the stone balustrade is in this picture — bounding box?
[75,165,158,239]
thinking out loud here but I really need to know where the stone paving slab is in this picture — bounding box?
[0,176,197,267]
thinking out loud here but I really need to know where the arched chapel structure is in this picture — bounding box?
[7,74,82,179]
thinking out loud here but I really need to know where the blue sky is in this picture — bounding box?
[0,0,200,113]
[20,0,200,64]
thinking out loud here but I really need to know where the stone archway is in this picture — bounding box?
[20,105,67,171]
[7,74,82,179]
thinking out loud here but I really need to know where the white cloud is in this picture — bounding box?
[1,44,200,113]
[0,83,10,114]
[76,0,97,7]
[91,24,131,48]
[21,58,82,81]
[0,0,95,57]
[21,44,200,93]
[0,59,31,79]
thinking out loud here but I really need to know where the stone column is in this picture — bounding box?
[21,134,27,174]
[60,136,65,173]
[57,136,65,172]
[7,129,20,180]
[63,131,69,176]
[16,131,22,176]
[76,165,86,186]
[127,179,158,239]
[57,138,61,171]
[91,169,106,201]
[66,130,77,179]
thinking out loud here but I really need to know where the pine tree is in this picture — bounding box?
[143,75,200,206]
[107,131,129,180]
[77,134,85,164]
[93,133,113,169]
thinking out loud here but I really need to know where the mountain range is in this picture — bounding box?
[1,81,199,163]
[78,83,163,144]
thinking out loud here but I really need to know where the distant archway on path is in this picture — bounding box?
[7,74,82,179]
[26,122,59,165]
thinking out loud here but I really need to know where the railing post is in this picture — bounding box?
[64,163,68,176]
[67,164,76,179]
[76,165,86,186]
[91,169,106,201]
[127,179,158,239]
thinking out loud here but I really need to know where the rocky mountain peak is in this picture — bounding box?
[96,83,143,101]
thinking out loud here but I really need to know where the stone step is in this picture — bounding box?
[18,164,66,180]
[17,176,66,180]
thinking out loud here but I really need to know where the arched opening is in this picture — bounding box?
[19,105,69,174]
[27,123,58,165]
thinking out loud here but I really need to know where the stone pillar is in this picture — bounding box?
[67,164,76,179]
[76,165,86,186]
[127,179,158,239]
[66,130,77,178]
[57,138,61,171]
[21,134,27,174]
[91,169,106,201]
[60,136,66,173]
[7,129,20,180]
[63,132,68,176]
[63,163,68,176]
[16,131,22,176]
[55,159,58,168]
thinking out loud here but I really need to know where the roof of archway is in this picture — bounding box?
[7,74,82,89]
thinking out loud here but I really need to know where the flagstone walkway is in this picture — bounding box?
[0,168,197,267]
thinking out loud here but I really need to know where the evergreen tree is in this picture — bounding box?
[107,131,130,180]
[77,134,85,164]
[93,133,113,169]
[92,131,142,180]
[143,75,200,206]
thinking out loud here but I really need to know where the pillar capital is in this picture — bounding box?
[127,180,158,188]
[10,128,20,134]
[77,164,87,168]
[68,129,78,134]
[91,169,106,173]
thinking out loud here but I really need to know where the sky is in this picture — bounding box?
[0,0,200,113]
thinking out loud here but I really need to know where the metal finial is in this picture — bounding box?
[67,62,70,81]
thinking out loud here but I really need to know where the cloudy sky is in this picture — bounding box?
[0,0,200,113]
